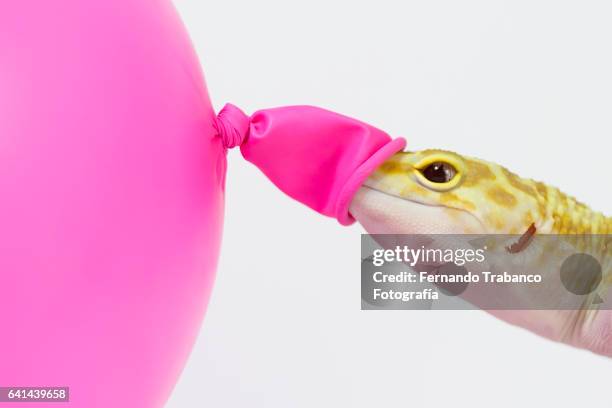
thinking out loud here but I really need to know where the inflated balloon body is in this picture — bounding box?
[0,1,403,407]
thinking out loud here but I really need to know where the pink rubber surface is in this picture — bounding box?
[0,3,405,407]
[240,105,406,225]
[0,1,222,406]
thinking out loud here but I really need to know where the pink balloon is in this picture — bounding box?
[0,1,222,406]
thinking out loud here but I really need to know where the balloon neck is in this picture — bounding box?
[213,103,407,225]
[214,103,250,149]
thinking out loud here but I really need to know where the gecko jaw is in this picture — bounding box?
[352,186,488,234]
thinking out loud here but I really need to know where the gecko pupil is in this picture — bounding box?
[422,162,456,183]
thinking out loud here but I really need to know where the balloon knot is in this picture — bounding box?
[214,103,250,148]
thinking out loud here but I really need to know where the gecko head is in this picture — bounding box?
[350,149,543,235]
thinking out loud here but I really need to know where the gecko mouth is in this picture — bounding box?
[356,185,488,233]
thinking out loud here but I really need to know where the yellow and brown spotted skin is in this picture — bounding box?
[363,149,611,335]
[366,149,611,236]
[365,149,612,293]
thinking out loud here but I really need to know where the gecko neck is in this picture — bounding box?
[536,182,611,234]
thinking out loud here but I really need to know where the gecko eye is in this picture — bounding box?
[421,162,457,183]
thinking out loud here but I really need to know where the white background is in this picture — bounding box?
[169,1,611,407]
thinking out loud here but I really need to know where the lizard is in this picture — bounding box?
[349,148,612,356]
